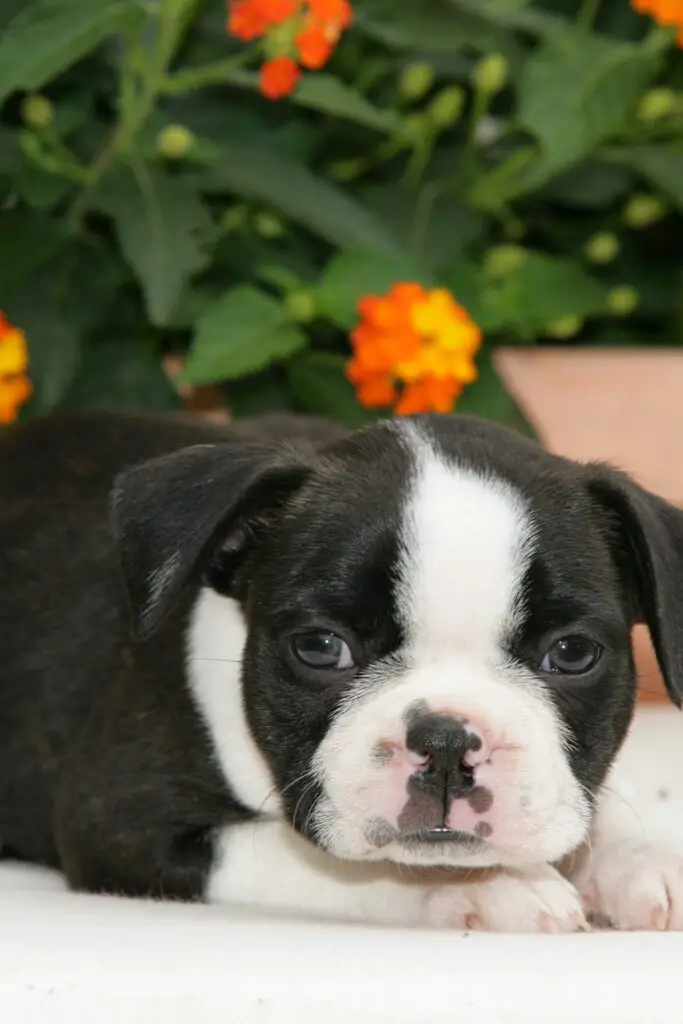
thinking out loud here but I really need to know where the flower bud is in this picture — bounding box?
[472,54,508,96]
[399,62,435,102]
[328,158,367,182]
[220,205,249,233]
[584,232,620,265]
[253,211,285,238]
[156,124,194,159]
[285,290,316,323]
[545,315,583,340]
[623,193,668,229]
[428,86,465,128]
[636,87,677,122]
[21,94,54,128]
[483,244,527,279]
[397,113,430,144]
[606,285,639,316]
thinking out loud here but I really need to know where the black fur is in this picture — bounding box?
[1,409,682,900]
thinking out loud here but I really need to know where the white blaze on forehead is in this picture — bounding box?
[395,425,535,659]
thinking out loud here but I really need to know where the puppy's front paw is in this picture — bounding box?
[583,841,683,931]
[424,865,588,933]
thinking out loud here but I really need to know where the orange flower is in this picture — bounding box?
[347,283,482,416]
[295,22,335,69]
[632,0,683,43]
[307,0,353,29]
[227,0,269,39]
[226,0,353,98]
[260,55,301,98]
[0,313,32,425]
[0,376,32,425]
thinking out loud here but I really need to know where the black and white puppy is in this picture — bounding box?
[1,409,682,932]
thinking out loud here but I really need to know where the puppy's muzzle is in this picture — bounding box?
[398,713,487,840]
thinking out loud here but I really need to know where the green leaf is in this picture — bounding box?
[442,254,607,336]
[357,0,521,62]
[184,286,307,385]
[518,30,660,179]
[287,352,379,429]
[8,293,82,416]
[0,208,65,301]
[617,145,683,210]
[62,337,180,413]
[0,127,22,174]
[440,257,490,325]
[316,248,435,329]
[0,0,145,106]
[199,143,398,253]
[293,74,400,133]
[4,239,128,414]
[93,164,214,326]
[484,255,608,335]
[16,165,74,210]
[218,68,399,134]
[361,184,485,271]
[542,159,635,209]
[456,344,535,437]
[446,0,565,37]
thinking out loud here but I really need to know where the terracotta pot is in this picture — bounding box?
[494,347,683,705]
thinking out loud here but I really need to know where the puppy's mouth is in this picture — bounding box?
[398,827,485,850]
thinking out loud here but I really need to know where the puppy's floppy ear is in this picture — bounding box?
[586,466,683,706]
[110,441,311,638]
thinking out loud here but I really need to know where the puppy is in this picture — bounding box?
[0,409,682,932]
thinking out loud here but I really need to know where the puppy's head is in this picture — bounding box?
[112,415,683,870]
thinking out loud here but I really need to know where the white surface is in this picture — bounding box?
[1,706,682,1023]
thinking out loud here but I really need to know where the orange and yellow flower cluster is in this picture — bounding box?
[227,0,353,99]
[0,313,31,425]
[347,283,482,416]
[632,0,683,44]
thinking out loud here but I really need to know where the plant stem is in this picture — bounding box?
[403,133,437,187]
[38,127,90,183]
[409,182,440,258]
[459,88,491,186]
[162,50,257,94]
[67,0,189,225]
[578,0,600,31]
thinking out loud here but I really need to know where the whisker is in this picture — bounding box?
[295,779,320,835]
[598,783,647,843]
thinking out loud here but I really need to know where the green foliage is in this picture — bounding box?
[1,0,683,431]
[184,285,307,383]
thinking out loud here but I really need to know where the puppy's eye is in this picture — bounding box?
[291,632,355,670]
[541,636,602,675]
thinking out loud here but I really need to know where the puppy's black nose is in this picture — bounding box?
[406,713,477,797]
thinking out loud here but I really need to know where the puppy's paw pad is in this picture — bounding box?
[587,842,683,931]
[425,866,587,934]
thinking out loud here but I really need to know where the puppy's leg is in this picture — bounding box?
[208,820,586,932]
[424,864,586,933]
[564,768,683,930]
[207,820,427,926]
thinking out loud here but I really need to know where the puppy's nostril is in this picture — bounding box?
[415,752,435,774]
[406,713,478,794]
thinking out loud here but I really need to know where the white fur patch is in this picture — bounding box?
[395,422,533,658]
[567,768,683,930]
[186,589,279,815]
[207,818,588,932]
[312,424,590,867]
[207,820,427,926]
